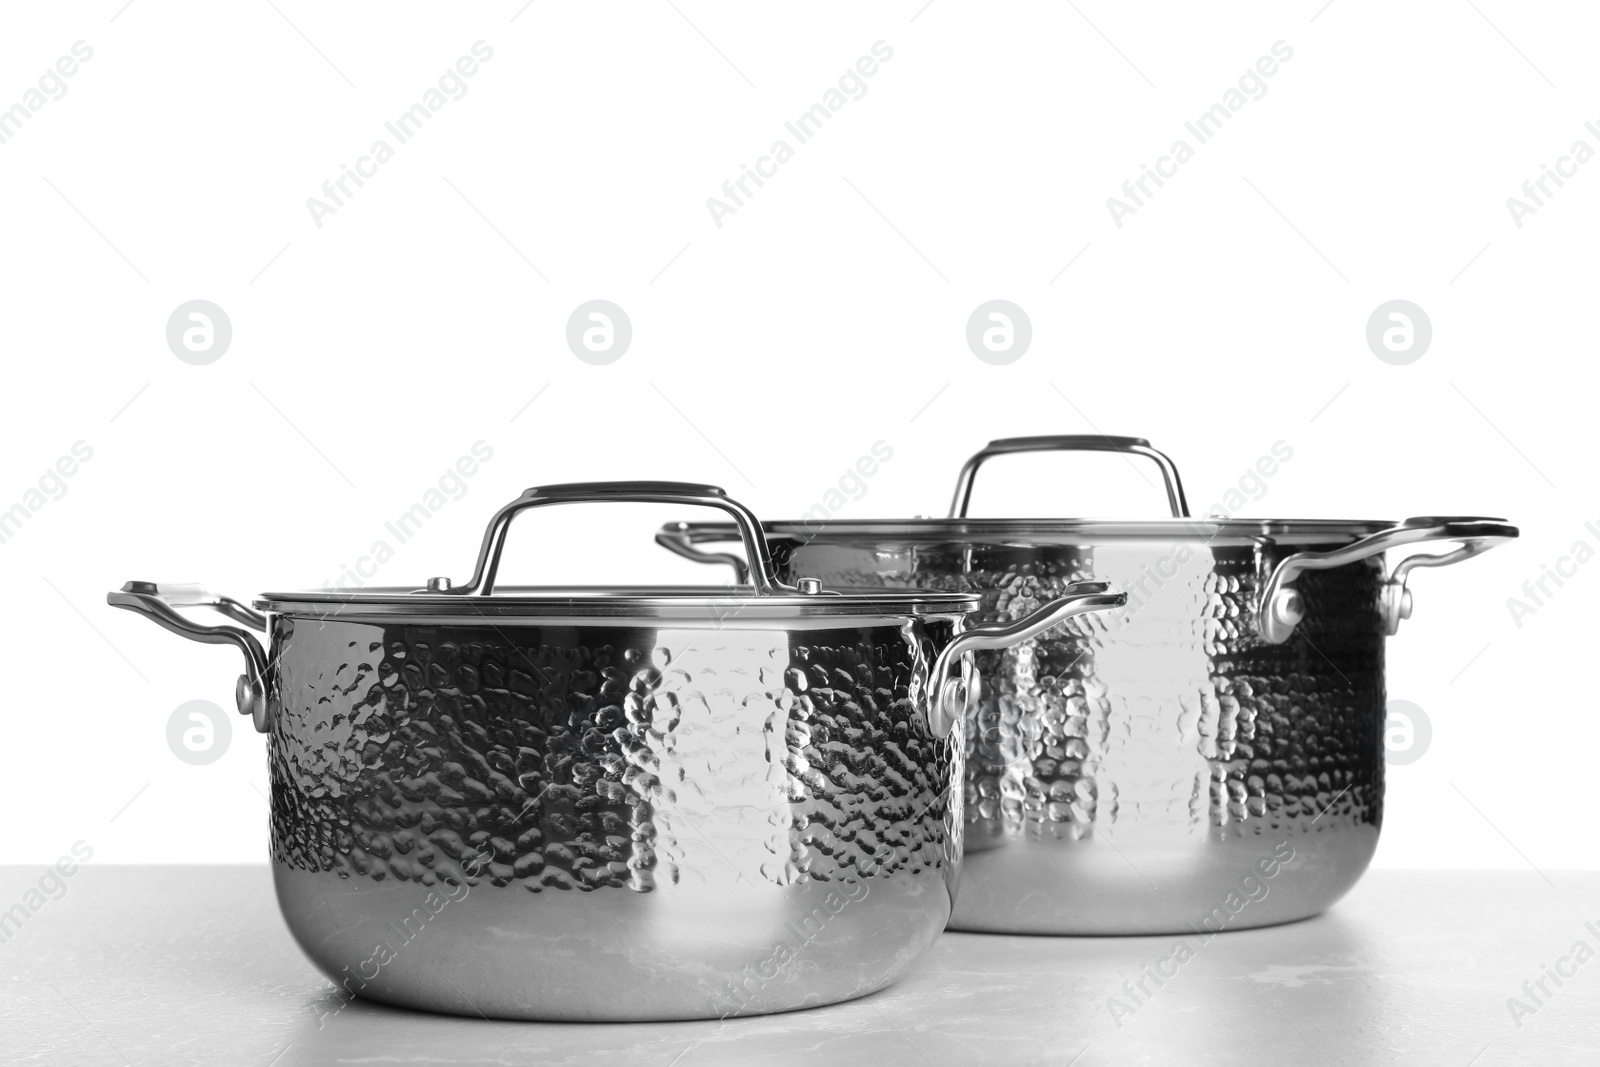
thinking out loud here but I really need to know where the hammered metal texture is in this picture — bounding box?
[264,615,964,1019]
[777,536,1387,934]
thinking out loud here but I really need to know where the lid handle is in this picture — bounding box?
[656,521,752,583]
[445,481,783,596]
[948,435,1190,519]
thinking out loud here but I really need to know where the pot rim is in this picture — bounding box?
[253,584,985,619]
[669,516,1516,546]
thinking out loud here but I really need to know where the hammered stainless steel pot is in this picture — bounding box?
[107,481,1124,1020]
[657,439,1519,936]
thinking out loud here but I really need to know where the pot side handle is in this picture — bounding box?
[949,435,1190,519]
[1256,516,1519,644]
[928,581,1127,738]
[106,582,272,733]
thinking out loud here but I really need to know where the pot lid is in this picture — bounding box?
[253,584,984,619]
[256,482,987,620]
[666,516,1416,545]
[661,437,1516,548]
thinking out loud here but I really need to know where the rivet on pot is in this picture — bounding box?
[235,674,268,732]
[1380,580,1415,635]
[1271,587,1305,629]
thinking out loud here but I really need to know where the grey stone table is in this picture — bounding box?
[2,867,1596,1065]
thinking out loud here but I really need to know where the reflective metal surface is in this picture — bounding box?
[949,435,1191,519]
[252,585,983,619]
[927,581,1122,738]
[268,613,965,1021]
[447,480,787,598]
[661,439,1518,935]
[1256,515,1513,642]
[752,536,1393,935]
[107,580,271,731]
[108,480,1126,1018]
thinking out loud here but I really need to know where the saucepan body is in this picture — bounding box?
[108,480,1125,1016]
[658,439,1518,934]
[265,608,965,1021]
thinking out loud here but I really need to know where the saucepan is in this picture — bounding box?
[658,438,1518,935]
[108,481,1124,1019]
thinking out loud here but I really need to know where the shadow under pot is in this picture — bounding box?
[657,437,1519,936]
[108,480,1123,1021]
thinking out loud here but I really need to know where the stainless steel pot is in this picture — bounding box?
[108,481,1124,1019]
[658,439,1518,935]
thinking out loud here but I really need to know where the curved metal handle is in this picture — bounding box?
[106,582,272,733]
[949,435,1190,519]
[1256,516,1518,644]
[133,581,269,630]
[928,581,1127,738]
[442,481,783,596]
[655,521,751,584]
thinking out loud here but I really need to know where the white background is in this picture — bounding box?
[1,1,1592,871]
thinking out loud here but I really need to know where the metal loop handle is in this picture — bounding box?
[949,436,1190,519]
[136,581,269,631]
[1256,516,1518,644]
[928,582,1127,738]
[656,521,752,584]
[447,481,783,596]
[106,582,272,733]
